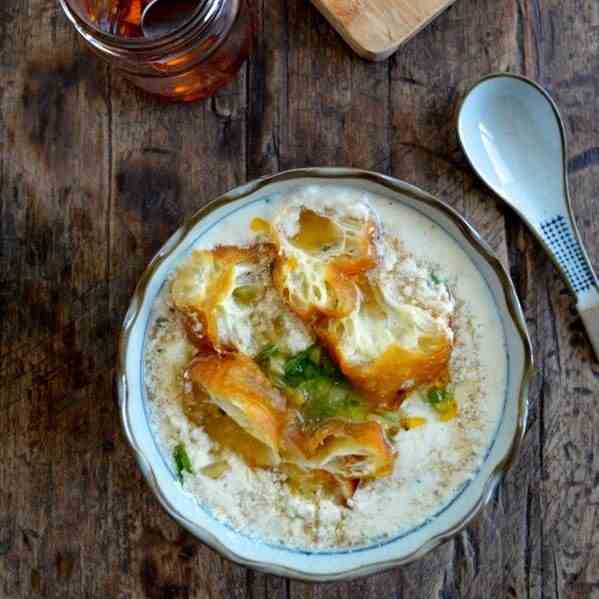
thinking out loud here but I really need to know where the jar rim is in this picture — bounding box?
[58,0,221,51]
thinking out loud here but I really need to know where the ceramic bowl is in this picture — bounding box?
[117,168,532,581]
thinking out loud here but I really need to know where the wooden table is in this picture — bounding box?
[2,0,599,597]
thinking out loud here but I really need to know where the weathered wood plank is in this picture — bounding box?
[247,0,290,179]
[284,0,389,171]
[104,40,251,599]
[2,0,599,597]
[0,1,113,597]
[386,0,543,598]
[529,2,599,598]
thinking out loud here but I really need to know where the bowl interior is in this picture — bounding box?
[119,170,531,581]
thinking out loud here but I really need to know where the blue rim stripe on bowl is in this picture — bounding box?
[139,190,511,556]
[118,168,532,581]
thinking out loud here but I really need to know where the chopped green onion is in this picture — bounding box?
[426,386,450,406]
[308,345,322,365]
[283,344,344,387]
[257,343,369,423]
[425,386,458,421]
[320,353,341,379]
[256,344,287,389]
[371,411,402,424]
[256,344,279,362]
[300,378,367,423]
[173,444,193,480]
[283,346,321,387]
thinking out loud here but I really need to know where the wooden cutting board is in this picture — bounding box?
[311,0,456,61]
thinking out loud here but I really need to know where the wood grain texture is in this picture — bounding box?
[579,300,599,361]
[310,0,455,61]
[1,0,599,597]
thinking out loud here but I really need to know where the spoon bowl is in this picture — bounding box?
[458,74,599,357]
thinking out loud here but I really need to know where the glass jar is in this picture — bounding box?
[58,0,253,102]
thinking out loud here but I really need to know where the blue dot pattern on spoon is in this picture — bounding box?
[540,215,595,293]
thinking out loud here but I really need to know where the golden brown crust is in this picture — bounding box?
[171,243,277,351]
[317,324,452,406]
[186,352,394,482]
[188,351,286,456]
[283,419,393,479]
[272,258,360,321]
[171,214,452,496]
[312,274,453,405]
[267,209,380,321]
[306,420,394,479]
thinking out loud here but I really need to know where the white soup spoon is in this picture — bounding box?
[458,74,599,359]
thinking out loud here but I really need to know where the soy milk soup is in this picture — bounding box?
[144,184,507,549]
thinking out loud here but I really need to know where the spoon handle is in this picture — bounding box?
[536,211,599,357]
[579,301,599,359]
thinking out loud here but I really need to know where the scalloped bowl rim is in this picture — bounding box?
[117,168,533,582]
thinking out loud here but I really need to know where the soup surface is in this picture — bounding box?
[144,184,507,548]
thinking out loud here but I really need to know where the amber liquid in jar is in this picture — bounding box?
[93,0,154,37]
[75,0,252,101]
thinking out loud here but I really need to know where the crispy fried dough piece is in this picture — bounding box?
[284,419,393,479]
[171,243,312,356]
[172,245,271,350]
[317,278,452,405]
[181,392,278,469]
[186,353,391,485]
[188,352,287,458]
[264,196,381,320]
[329,341,451,407]
[263,198,453,403]
[306,420,393,479]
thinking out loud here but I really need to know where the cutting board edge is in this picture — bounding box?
[311,0,457,62]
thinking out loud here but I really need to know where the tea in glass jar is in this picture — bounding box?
[59,0,253,102]
[90,0,153,37]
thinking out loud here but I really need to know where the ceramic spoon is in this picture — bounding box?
[458,73,599,358]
